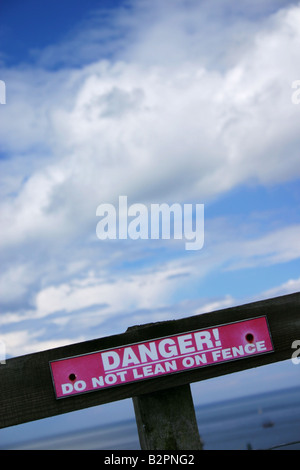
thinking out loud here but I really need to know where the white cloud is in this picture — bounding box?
[261,277,300,299]
[193,295,236,315]
[0,329,84,358]
[0,0,300,357]
[2,219,298,323]
[34,264,190,318]
[0,264,33,304]
[223,224,300,270]
[1,3,299,255]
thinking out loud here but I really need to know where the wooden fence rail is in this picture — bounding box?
[0,292,299,449]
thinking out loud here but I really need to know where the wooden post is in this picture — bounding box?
[133,384,203,450]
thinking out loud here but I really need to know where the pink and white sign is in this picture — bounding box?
[50,316,273,399]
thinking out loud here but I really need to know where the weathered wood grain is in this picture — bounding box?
[133,384,203,450]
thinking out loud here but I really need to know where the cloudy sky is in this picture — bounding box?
[0,0,300,447]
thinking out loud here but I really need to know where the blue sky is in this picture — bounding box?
[0,0,300,448]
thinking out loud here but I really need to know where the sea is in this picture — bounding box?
[2,386,300,450]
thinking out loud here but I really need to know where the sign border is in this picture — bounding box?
[49,315,274,399]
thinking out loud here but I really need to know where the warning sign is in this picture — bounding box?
[50,316,273,399]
